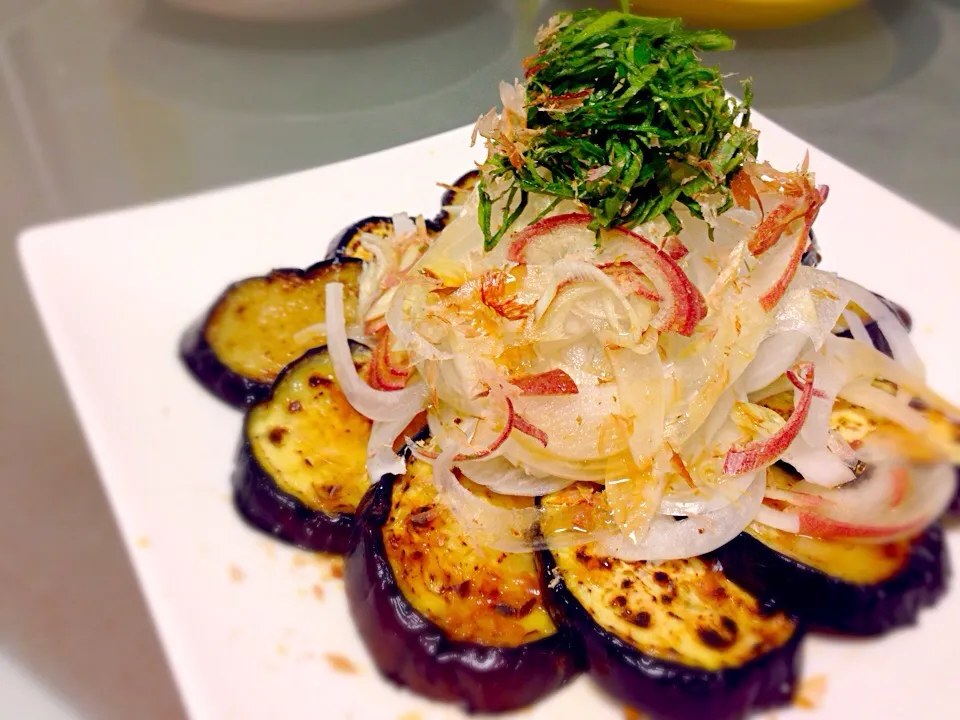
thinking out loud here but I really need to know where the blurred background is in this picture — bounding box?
[1,0,957,717]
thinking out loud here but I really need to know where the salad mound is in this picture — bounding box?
[323,9,958,562]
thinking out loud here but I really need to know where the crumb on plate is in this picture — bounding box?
[795,674,828,710]
[324,653,358,674]
[229,564,246,583]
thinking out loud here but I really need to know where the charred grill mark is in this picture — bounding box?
[576,547,613,570]
[697,624,737,650]
[518,597,538,617]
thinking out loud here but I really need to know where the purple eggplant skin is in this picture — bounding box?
[536,550,803,720]
[180,317,272,409]
[233,436,355,554]
[801,233,913,357]
[949,470,960,516]
[715,524,949,637]
[179,257,362,410]
[344,473,583,715]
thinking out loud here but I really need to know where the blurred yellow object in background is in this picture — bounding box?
[627,0,864,29]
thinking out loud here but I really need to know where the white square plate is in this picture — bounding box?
[18,118,960,720]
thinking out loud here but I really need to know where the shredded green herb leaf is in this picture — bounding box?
[476,9,756,250]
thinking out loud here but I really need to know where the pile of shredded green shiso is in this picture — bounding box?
[477,8,756,250]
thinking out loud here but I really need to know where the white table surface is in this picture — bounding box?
[1,1,958,718]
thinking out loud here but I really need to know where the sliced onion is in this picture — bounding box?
[384,282,451,361]
[510,383,622,462]
[824,335,960,420]
[769,266,846,347]
[781,441,855,488]
[724,362,815,476]
[456,456,572,496]
[609,346,665,467]
[758,231,812,312]
[755,504,801,533]
[740,331,809,395]
[507,212,597,265]
[659,471,756,516]
[838,278,924,376]
[604,447,671,544]
[841,309,872,347]
[600,469,764,561]
[366,410,422,483]
[431,447,539,553]
[839,381,929,434]
[325,282,428,421]
[739,267,845,396]
[797,349,847,450]
[454,395,516,461]
[502,435,632,481]
[513,411,548,447]
[533,259,644,340]
[599,230,705,336]
[763,457,956,542]
[795,462,956,542]
[511,368,579,396]
[392,212,416,237]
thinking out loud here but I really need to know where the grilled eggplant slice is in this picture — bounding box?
[716,521,949,636]
[233,343,372,553]
[536,487,802,720]
[181,257,362,409]
[345,459,581,714]
[538,544,802,720]
[435,169,480,228]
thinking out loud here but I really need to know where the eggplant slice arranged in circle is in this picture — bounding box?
[715,522,950,636]
[537,542,803,720]
[345,459,582,715]
[233,343,372,554]
[180,257,362,409]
